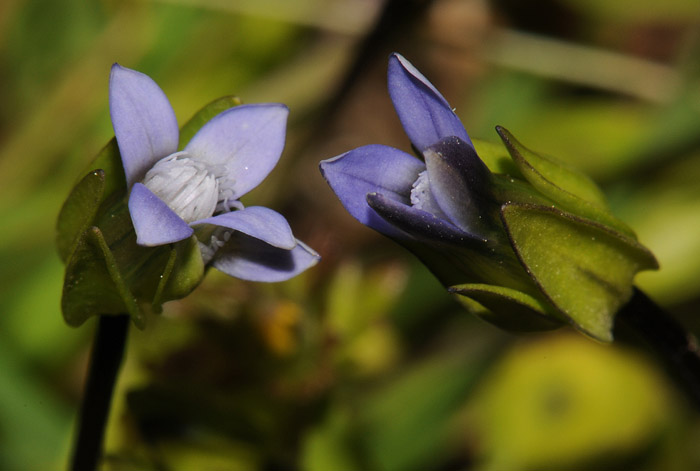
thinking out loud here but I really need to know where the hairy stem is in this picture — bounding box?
[70,314,130,471]
[615,288,700,408]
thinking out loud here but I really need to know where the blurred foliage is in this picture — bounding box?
[467,334,673,470]
[1,0,700,469]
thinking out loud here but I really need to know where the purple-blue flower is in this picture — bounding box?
[320,54,492,262]
[320,53,659,341]
[110,64,319,282]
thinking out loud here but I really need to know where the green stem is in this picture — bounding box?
[70,315,130,471]
[615,288,700,408]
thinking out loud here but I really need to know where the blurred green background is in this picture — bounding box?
[2,0,700,469]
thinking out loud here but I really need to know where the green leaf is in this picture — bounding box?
[450,283,563,332]
[496,127,636,238]
[62,226,143,327]
[501,203,658,341]
[178,95,242,149]
[56,169,105,262]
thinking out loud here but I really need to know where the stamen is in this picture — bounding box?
[410,171,431,209]
[142,152,220,223]
[141,150,246,228]
[409,170,446,218]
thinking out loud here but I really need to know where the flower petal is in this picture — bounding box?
[423,136,492,233]
[387,53,471,151]
[193,206,296,250]
[366,192,483,245]
[213,236,320,282]
[185,103,288,199]
[320,144,425,237]
[128,183,193,246]
[109,64,179,188]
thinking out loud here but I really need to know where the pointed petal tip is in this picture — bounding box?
[109,63,139,84]
[387,53,471,151]
[388,52,436,91]
[109,65,179,187]
[110,62,125,73]
[296,238,322,263]
[388,52,403,67]
[319,152,349,176]
[319,145,425,237]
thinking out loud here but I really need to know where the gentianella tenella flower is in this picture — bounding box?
[320,53,657,341]
[109,64,319,280]
[57,65,319,327]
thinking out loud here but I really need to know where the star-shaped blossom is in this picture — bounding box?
[110,64,319,282]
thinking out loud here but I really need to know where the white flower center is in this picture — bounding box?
[410,170,431,209]
[142,152,221,223]
[410,170,447,218]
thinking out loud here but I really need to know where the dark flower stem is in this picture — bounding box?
[614,288,700,408]
[70,314,130,471]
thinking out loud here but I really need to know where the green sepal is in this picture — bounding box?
[496,126,636,238]
[56,170,106,263]
[152,235,204,310]
[61,195,205,328]
[500,203,659,341]
[151,248,178,313]
[449,283,564,332]
[178,96,242,149]
[62,226,144,328]
[471,138,521,176]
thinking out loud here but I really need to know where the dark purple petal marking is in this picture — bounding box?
[423,136,491,232]
[128,183,193,246]
[109,64,179,188]
[366,192,483,245]
[387,53,471,151]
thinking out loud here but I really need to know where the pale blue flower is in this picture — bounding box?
[110,64,319,282]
